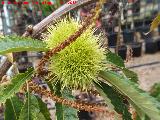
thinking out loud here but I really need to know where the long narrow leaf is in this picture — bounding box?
[36,96,51,120]
[4,95,24,120]
[145,14,160,35]
[99,70,160,120]
[0,35,48,55]
[106,51,125,67]
[54,83,78,120]
[0,68,34,103]
[94,81,132,120]
[18,94,46,120]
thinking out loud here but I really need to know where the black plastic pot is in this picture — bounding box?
[107,33,117,47]
[121,23,131,31]
[130,42,142,57]
[145,18,152,26]
[105,26,113,34]
[18,62,33,73]
[123,30,134,44]
[156,38,160,50]
[158,25,160,35]
[145,40,158,54]
[37,52,43,59]
[134,20,143,32]
[118,45,127,60]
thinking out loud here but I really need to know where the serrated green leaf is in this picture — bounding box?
[130,101,147,120]
[94,81,132,120]
[99,70,160,120]
[122,68,138,83]
[0,68,34,103]
[54,83,78,120]
[4,95,24,120]
[106,51,125,67]
[18,94,46,120]
[105,51,138,83]
[0,35,48,55]
[36,96,51,120]
[62,90,78,120]
[150,83,160,99]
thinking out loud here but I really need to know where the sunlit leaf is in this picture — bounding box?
[145,14,160,35]
[0,68,34,103]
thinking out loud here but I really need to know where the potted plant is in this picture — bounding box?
[156,38,160,50]
[107,32,118,47]
[18,62,33,73]
[122,29,134,44]
[134,19,143,32]
[145,38,158,54]
[117,45,127,60]
[130,42,142,57]
[121,22,131,31]
[127,30,142,57]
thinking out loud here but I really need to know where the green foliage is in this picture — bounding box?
[45,17,105,90]
[0,68,34,103]
[55,83,78,120]
[94,81,132,120]
[150,83,160,101]
[4,95,24,120]
[18,93,46,120]
[0,35,48,55]
[122,68,138,83]
[106,50,125,67]
[36,97,51,120]
[105,50,138,83]
[99,70,160,120]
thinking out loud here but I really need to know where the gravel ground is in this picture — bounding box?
[125,52,160,91]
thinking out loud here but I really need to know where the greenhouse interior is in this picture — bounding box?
[1,0,160,120]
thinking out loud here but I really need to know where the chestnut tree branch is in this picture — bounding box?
[23,0,93,38]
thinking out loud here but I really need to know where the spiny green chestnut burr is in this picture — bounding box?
[44,17,105,90]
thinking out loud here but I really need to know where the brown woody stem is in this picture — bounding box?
[28,81,113,114]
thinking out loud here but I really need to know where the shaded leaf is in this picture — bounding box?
[36,96,51,120]
[99,70,160,120]
[0,68,34,103]
[122,68,138,83]
[0,35,48,55]
[62,90,78,120]
[54,83,78,120]
[94,81,132,120]
[106,51,125,68]
[105,51,138,83]
[18,93,46,120]
[4,95,23,120]
[150,83,160,99]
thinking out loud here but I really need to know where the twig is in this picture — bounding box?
[27,81,113,114]
[22,0,93,38]
[115,7,121,54]
[0,58,12,81]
